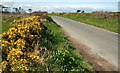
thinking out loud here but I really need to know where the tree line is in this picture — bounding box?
[0,5,32,14]
[77,10,85,13]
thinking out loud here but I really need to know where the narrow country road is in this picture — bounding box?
[51,16,119,70]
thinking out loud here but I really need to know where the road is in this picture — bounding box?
[51,16,119,70]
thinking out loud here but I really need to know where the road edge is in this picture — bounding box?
[61,28,118,72]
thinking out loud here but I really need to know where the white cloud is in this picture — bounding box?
[1,1,118,13]
[0,0,119,2]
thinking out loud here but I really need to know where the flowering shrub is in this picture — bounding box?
[1,16,47,72]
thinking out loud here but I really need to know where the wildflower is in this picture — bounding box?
[36,56,40,60]
[2,32,7,36]
[1,61,7,71]
[9,27,17,32]
[7,48,23,60]
[2,40,9,47]
[13,20,16,22]
[11,61,15,65]
[14,39,26,49]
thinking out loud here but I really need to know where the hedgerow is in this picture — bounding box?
[0,16,94,72]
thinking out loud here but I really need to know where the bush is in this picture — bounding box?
[1,16,48,72]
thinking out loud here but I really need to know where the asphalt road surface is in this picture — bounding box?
[51,16,119,70]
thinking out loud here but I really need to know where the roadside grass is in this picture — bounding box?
[41,16,95,72]
[59,13,118,33]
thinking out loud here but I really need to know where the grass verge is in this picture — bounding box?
[59,13,118,33]
[41,16,95,72]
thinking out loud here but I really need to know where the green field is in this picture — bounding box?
[56,13,119,33]
[2,22,11,33]
[1,14,23,33]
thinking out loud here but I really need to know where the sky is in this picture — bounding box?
[0,0,119,13]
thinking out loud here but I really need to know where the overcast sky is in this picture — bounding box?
[1,0,119,2]
[1,0,119,13]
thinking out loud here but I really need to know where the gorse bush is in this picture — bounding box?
[0,16,94,72]
[1,16,48,72]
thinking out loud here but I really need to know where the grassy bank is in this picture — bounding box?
[58,13,118,33]
[42,17,94,72]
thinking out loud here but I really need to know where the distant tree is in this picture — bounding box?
[18,7,23,13]
[20,9,26,14]
[0,5,11,13]
[28,9,32,13]
[2,6,7,12]
[3,6,9,12]
[5,8,8,12]
[19,7,21,10]
[13,8,19,13]
[52,12,54,14]
[5,7,9,12]
[39,10,41,12]
[20,9,24,14]
[81,10,85,13]
[77,10,81,13]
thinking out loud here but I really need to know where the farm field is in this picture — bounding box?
[53,12,119,33]
[1,14,29,33]
[0,14,94,72]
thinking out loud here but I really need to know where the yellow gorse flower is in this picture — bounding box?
[14,38,26,49]
[1,61,8,71]
[7,48,23,60]
[2,40,9,47]
[9,27,17,32]
[1,16,46,71]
